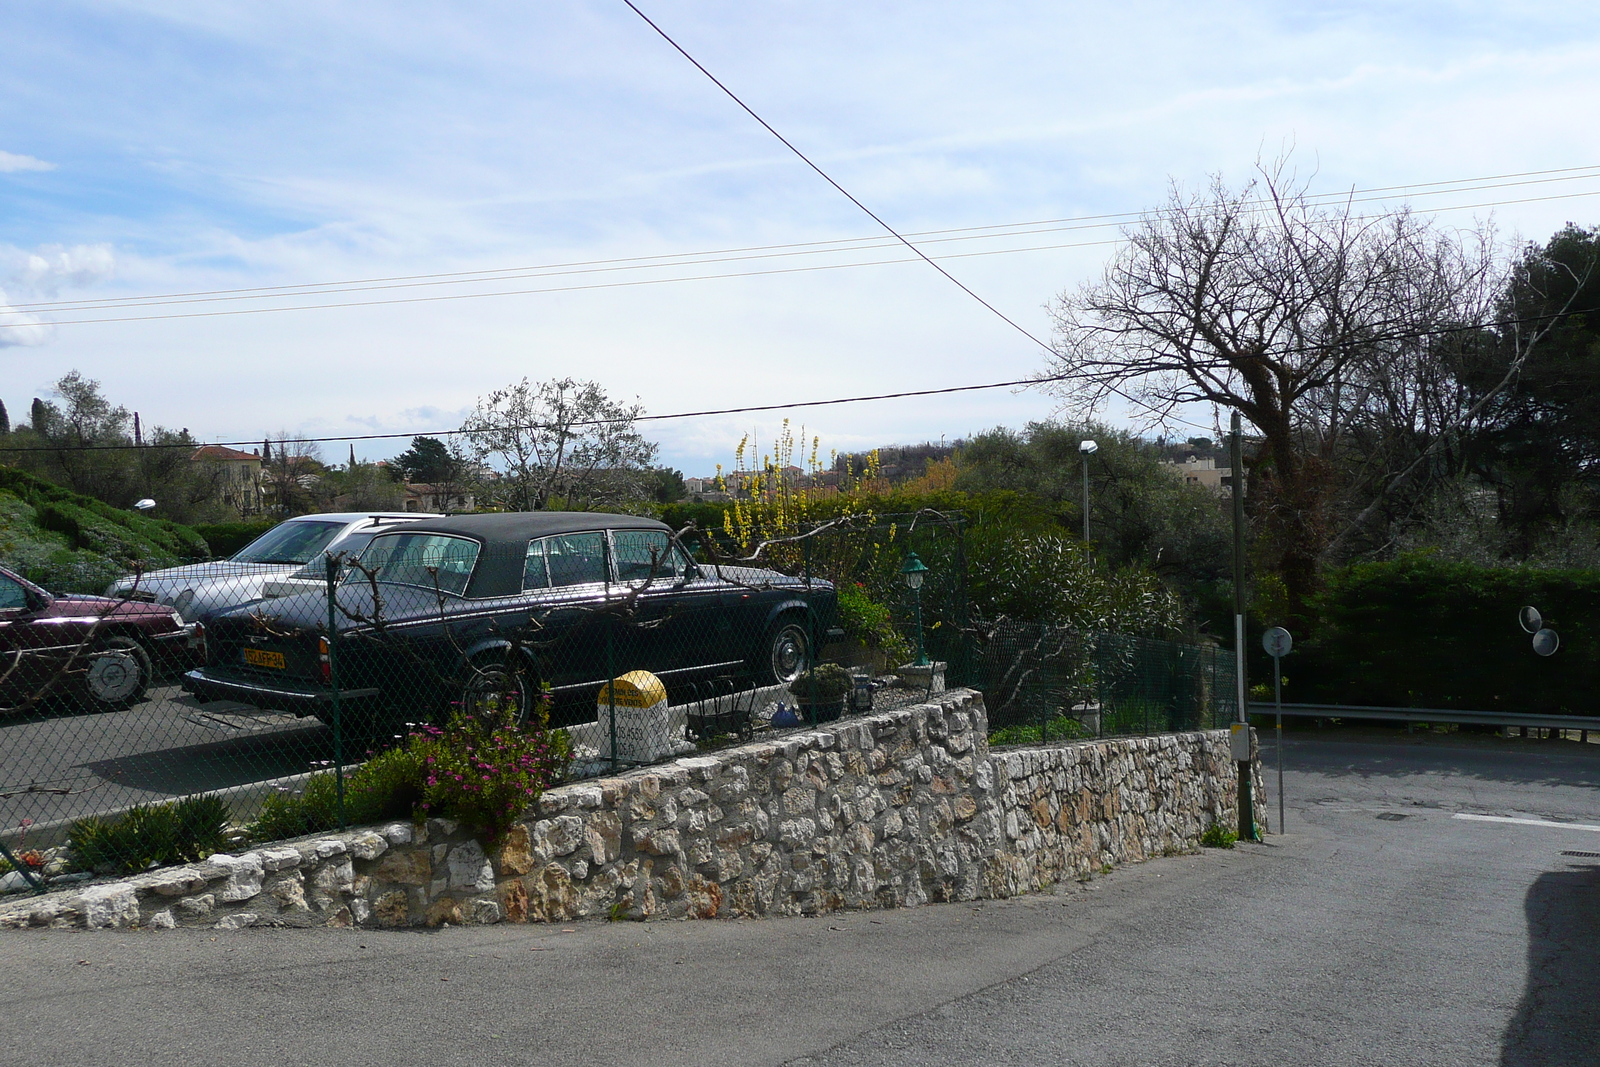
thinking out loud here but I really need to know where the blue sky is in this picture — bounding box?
[3,1,1599,476]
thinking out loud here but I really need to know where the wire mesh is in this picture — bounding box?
[0,509,1232,892]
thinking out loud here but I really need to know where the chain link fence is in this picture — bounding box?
[0,510,1227,892]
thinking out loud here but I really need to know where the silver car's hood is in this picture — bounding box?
[107,560,296,617]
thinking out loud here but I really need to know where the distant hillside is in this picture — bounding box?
[0,467,210,593]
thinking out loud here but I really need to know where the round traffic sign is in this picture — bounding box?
[1533,628,1560,657]
[1262,626,1293,658]
[1519,606,1543,634]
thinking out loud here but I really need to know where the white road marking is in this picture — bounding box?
[1453,812,1600,832]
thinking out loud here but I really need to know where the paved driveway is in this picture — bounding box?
[2,729,1596,1066]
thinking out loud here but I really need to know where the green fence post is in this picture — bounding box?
[325,554,345,831]
[607,626,618,772]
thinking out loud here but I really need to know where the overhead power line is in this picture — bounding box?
[13,165,1600,317]
[0,306,1575,455]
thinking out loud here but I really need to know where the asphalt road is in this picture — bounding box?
[0,682,334,836]
[2,728,1596,1066]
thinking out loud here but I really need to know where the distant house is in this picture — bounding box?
[192,445,264,516]
[1162,454,1236,494]
[403,483,474,513]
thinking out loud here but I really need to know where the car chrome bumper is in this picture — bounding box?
[182,668,381,712]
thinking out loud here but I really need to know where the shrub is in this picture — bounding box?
[989,714,1090,746]
[68,794,233,874]
[1296,554,1600,715]
[247,707,567,847]
[412,707,571,844]
[788,663,853,704]
[835,583,911,665]
[1200,823,1237,849]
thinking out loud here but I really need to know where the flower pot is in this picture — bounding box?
[795,699,845,724]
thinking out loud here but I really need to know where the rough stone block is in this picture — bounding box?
[78,884,139,929]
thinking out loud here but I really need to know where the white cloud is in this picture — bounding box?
[0,150,54,173]
[0,290,51,349]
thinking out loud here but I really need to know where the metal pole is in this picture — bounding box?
[326,554,345,831]
[1274,651,1284,833]
[1082,454,1090,542]
[607,626,618,772]
[1230,412,1254,840]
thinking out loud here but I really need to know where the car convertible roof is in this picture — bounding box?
[393,511,669,542]
[370,511,672,598]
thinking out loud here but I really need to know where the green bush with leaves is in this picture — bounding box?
[68,794,232,875]
[1295,554,1600,714]
[247,711,568,847]
[411,709,572,844]
[835,583,912,665]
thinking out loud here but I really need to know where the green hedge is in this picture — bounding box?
[1294,555,1600,716]
[0,466,209,561]
[192,520,277,558]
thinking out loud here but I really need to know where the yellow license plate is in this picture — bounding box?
[243,648,286,669]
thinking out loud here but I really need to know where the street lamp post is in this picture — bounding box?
[1078,440,1097,542]
[901,551,930,667]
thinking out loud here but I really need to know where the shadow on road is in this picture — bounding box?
[1281,734,1600,790]
[1500,862,1600,1065]
[81,722,336,796]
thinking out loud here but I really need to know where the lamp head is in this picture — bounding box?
[1079,440,1098,455]
[900,551,929,590]
[133,498,157,511]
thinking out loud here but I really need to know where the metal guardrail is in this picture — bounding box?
[1249,702,1600,732]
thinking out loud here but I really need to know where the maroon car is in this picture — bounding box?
[0,566,194,711]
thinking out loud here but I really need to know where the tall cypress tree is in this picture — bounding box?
[30,398,47,433]
[0,399,9,435]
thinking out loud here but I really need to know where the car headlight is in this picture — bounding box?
[172,588,196,616]
[169,608,187,627]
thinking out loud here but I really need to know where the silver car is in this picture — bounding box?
[107,513,436,620]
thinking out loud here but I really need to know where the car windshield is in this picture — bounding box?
[283,529,384,580]
[349,532,480,595]
[232,521,347,565]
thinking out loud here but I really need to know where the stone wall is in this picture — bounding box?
[0,690,1265,930]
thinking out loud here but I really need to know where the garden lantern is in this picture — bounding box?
[901,551,930,667]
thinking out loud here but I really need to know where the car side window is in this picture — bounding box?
[543,533,607,587]
[611,530,685,586]
[0,575,29,610]
[523,538,550,590]
[351,533,480,595]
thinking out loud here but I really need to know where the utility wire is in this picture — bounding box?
[3,183,1595,329]
[0,304,1577,455]
[14,164,1600,315]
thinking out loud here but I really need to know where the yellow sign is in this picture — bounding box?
[597,670,668,710]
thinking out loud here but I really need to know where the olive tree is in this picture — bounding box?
[1044,160,1504,606]
[461,377,658,511]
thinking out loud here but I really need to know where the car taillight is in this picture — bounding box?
[192,623,206,659]
[318,636,331,684]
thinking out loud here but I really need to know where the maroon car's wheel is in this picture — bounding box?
[83,637,153,710]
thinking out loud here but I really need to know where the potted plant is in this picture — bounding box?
[788,663,853,723]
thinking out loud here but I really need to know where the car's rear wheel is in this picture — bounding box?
[459,659,536,729]
[758,616,811,687]
[83,637,153,710]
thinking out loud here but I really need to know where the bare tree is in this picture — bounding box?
[261,433,326,517]
[1044,159,1501,604]
[461,378,658,511]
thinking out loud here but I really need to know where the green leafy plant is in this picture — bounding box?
[1200,823,1238,849]
[411,703,571,844]
[68,794,233,874]
[989,714,1090,746]
[788,662,853,704]
[835,583,912,665]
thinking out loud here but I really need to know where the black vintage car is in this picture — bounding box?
[182,512,836,728]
